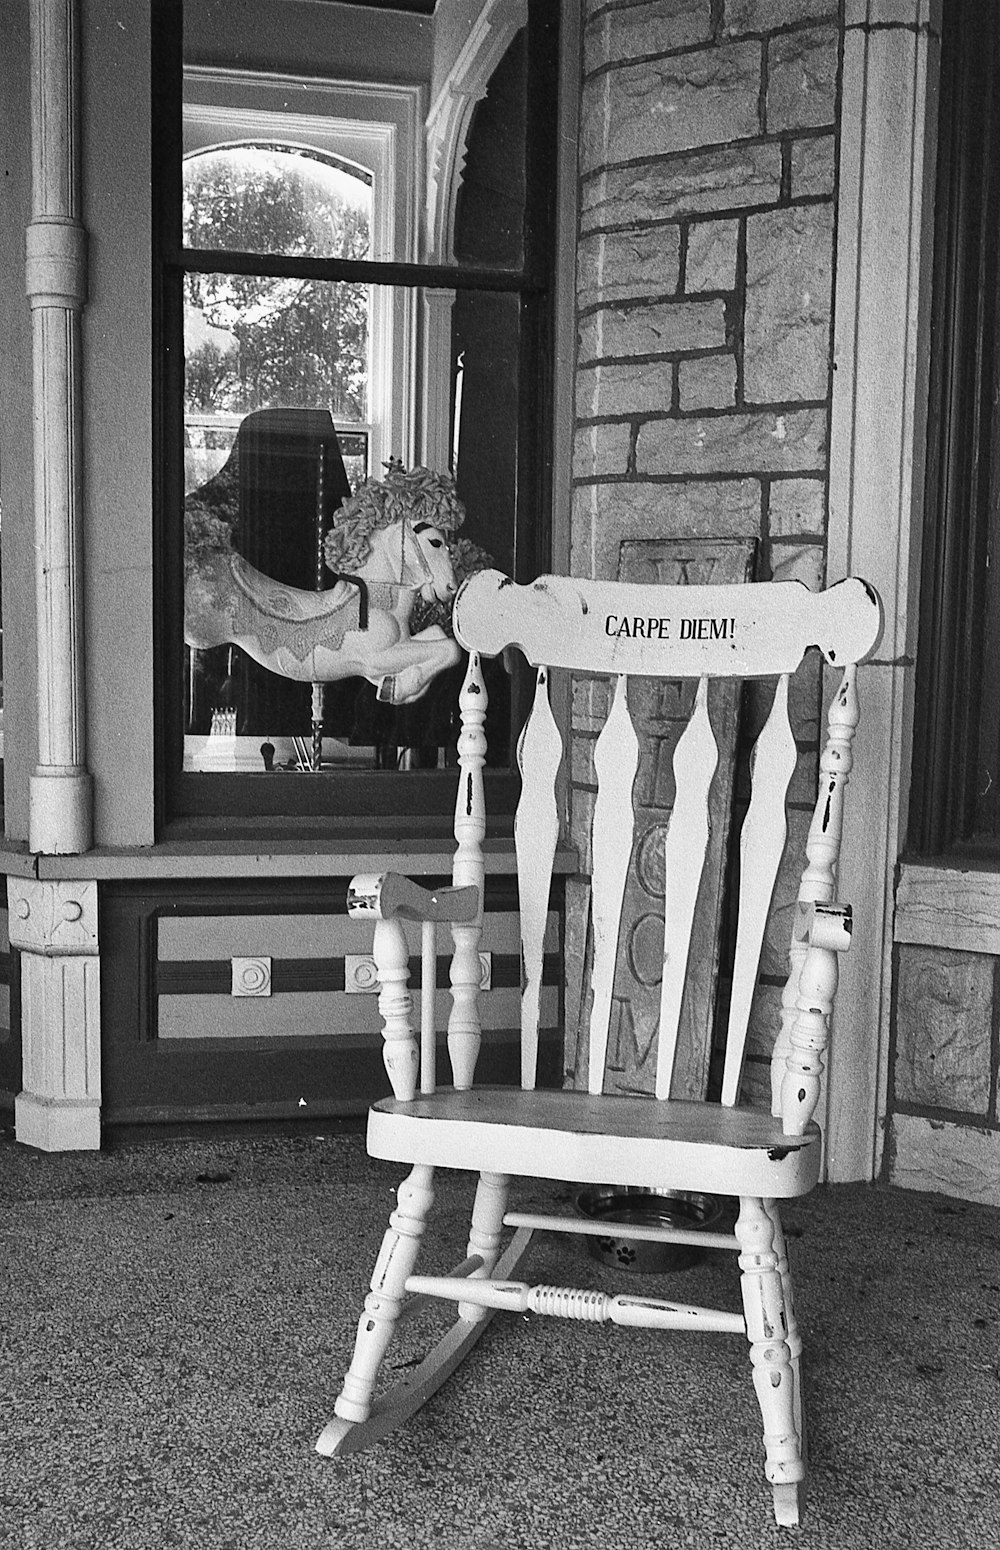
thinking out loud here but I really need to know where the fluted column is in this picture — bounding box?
[26,0,92,854]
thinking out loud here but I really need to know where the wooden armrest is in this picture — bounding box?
[793,901,852,953]
[347,871,479,924]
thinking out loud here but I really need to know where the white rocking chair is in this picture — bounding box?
[317,569,884,1528]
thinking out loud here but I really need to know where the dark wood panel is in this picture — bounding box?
[100,873,564,1125]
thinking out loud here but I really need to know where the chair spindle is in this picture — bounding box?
[448,652,487,1090]
[373,916,419,1102]
[420,919,436,1095]
[773,664,861,1129]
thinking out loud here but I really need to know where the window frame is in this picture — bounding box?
[152,1,557,835]
[910,0,1000,856]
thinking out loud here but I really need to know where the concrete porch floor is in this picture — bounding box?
[2,1128,998,1550]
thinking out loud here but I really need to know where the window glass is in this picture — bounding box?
[182,286,519,774]
[157,1,557,821]
[183,144,372,260]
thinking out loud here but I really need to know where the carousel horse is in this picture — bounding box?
[184,510,461,706]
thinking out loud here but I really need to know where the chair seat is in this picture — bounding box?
[368,1086,822,1199]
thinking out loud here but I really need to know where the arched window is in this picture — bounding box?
[182,144,373,493]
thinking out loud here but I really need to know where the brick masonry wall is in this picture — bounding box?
[568,0,840,1095]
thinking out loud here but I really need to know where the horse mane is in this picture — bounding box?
[324,462,466,575]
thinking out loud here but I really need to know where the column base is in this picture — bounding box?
[29,768,94,855]
[15,1091,100,1151]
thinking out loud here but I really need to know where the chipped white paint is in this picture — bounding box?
[453,571,883,679]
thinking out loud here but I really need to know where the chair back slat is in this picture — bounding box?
[654,677,718,1099]
[449,573,884,1112]
[515,667,563,1090]
[720,674,798,1107]
[588,676,639,1094]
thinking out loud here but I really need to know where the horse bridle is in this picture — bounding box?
[399,518,438,587]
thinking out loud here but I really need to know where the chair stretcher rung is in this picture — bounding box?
[503,1210,739,1252]
[403,1273,746,1333]
[398,1253,484,1323]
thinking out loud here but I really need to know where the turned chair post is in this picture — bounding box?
[448,652,487,1090]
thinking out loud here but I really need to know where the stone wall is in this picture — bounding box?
[568,0,842,1095]
[890,869,1000,1206]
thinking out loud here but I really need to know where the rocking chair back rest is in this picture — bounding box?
[452,572,883,1132]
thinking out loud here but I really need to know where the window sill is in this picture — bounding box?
[0,836,578,883]
[896,859,1000,955]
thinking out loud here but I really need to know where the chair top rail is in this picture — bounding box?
[453,571,883,677]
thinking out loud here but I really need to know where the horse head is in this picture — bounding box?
[404,521,458,604]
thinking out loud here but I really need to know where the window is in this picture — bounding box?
[152,1,558,829]
[910,0,1000,854]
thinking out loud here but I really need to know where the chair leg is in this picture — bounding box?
[329,1163,436,1433]
[459,1171,510,1322]
[735,1196,806,1528]
[764,1197,806,1469]
[317,1176,534,1462]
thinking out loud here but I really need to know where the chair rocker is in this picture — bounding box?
[317,569,884,1529]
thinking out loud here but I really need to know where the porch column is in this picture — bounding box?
[825,0,941,1180]
[17,0,99,1151]
[25,0,93,854]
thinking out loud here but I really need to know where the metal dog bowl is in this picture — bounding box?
[576,1185,724,1272]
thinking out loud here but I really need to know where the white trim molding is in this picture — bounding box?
[424,0,527,265]
[421,0,526,467]
[182,67,424,469]
[824,0,943,1181]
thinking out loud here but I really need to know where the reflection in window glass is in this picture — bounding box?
[183,148,371,493]
[182,286,518,777]
[183,144,372,260]
[161,8,553,817]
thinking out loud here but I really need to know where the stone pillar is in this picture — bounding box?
[10,877,101,1151]
[25,0,93,854]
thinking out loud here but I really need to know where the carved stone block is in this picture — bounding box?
[890,1113,1000,1207]
[677,354,738,411]
[685,217,739,293]
[580,144,782,233]
[894,945,993,1114]
[577,298,727,366]
[580,44,762,171]
[576,226,681,309]
[636,408,828,478]
[767,25,839,132]
[584,0,711,72]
